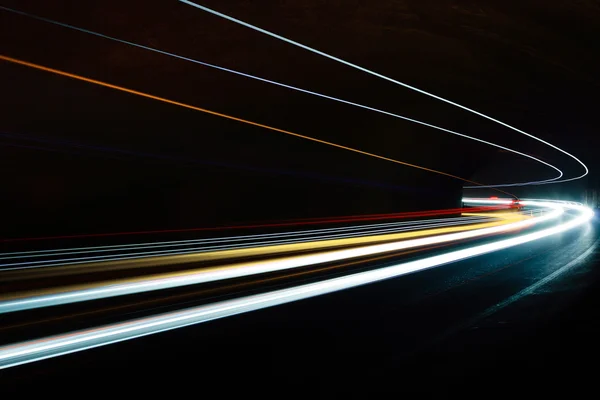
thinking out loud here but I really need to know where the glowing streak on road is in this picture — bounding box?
[0,215,526,313]
[0,200,592,369]
[0,206,505,243]
[3,208,507,244]
[0,55,501,192]
[0,216,498,268]
[0,214,493,260]
[2,216,509,273]
[0,6,563,187]
[180,0,588,187]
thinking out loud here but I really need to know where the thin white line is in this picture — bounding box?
[0,218,495,271]
[0,215,490,260]
[0,206,555,313]
[0,201,592,369]
[179,0,588,187]
[0,5,568,187]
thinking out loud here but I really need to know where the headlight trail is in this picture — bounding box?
[0,54,508,195]
[0,5,564,188]
[0,200,592,369]
[0,215,499,268]
[1,213,524,279]
[0,211,534,314]
[0,245,454,335]
[1,205,506,243]
[180,0,588,187]
[0,214,494,260]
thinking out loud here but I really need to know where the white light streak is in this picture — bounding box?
[179,0,588,187]
[0,5,570,187]
[0,216,495,267]
[0,208,552,313]
[0,200,592,369]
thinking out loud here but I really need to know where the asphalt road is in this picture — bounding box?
[2,215,599,396]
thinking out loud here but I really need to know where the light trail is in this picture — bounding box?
[0,3,592,371]
[0,200,592,369]
[0,245,452,335]
[1,206,505,243]
[0,5,564,187]
[0,55,506,194]
[0,214,494,260]
[0,215,499,267]
[0,211,531,313]
[180,0,588,187]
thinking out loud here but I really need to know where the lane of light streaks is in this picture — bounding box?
[0,5,564,187]
[0,216,500,269]
[0,212,533,313]
[0,200,592,369]
[180,0,588,187]
[0,213,524,283]
[0,55,507,194]
[0,214,494,260]
[1,206,508,243]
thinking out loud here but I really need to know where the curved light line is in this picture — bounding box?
[1,55,514,196]
[180,0,588,187]
[0,218,494,270]
[0,216,492,263]
[0,214,528,313]
[0,5,563,187]
[0,201,592,369]
[0,215,486,259]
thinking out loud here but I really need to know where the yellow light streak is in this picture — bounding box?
[1,213,525,302]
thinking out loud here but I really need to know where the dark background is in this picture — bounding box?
[1,0,598,236]
[2,1,600,396]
